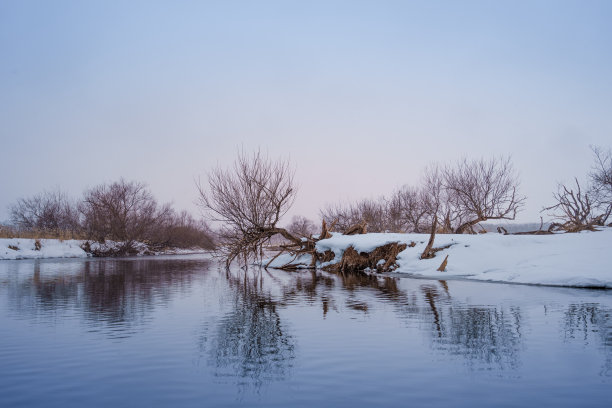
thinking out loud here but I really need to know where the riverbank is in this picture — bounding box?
[0,238,209,260]
[267,227,612,288]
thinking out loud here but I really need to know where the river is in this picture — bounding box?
[1,255,611,407]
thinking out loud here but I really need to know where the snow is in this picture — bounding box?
[0,238,210,260]
[0,238,88,260]
[264,252,313,269]
[272,228,612,289]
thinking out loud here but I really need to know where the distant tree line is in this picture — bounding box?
[312,146,611,236]
[6,179,214,252]
[320,156,524,236]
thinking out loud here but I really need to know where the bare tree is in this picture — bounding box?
[9,189,79,235]
[80,179,170,249]
[287,215,317,238]
[387,186,430,233]
[543,146,612,231]
[420,164,447,258]
[589,145,612,225]
[321,198,387,233]
[147,209,215,250]
[197,150,301,267]
[443,156,525,234]
[544,178,603,231]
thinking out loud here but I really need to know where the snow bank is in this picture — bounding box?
[269,228,612,289]
[264,252,313,269]
[0,238,88,260]
[0,238,210,260]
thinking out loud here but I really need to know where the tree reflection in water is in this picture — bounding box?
[200,269,296,392]
[563,302,612,376]
[342,274,523,370]
[4,258,206,337]
[3,257,612,395]
[204,267,524,382]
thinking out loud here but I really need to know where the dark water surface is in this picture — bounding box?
[1,255,611,407]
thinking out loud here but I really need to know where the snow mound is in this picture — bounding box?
[0,238,88,260]
[265,228,612,289]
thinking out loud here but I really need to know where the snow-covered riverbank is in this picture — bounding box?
[0,238,209,260]
[268,228,612,289]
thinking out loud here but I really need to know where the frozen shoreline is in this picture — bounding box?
[0,238,209,260]
[267,228,612,289]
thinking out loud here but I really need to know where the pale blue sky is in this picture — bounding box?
[1,0,611,223]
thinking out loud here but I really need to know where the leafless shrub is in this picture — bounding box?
[544,146,612,231]
[387,186,430,233]
[287,215,317,238]
[148,210,215,250]
[321,198,389,233]
[544,178,606,232]
[197,150,300,267]
[9,189,80,235]
[442,156,525,234]
[589,145,612,224]
[80,179,171,249]
[417,158,524,257]
[590,146,612,198]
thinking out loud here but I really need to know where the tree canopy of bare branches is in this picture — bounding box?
[443,156,525,234]
[545,146,612,231]
[544,178,603,231]
[197,150,300,266]
[321,198,387,233]
[387,186,431,233]
[80,179,171,246]
[589,145,612,224]
[9,189,79,234]
[286,215,317,238]
[320,157,524,239]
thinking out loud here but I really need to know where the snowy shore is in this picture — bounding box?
[267,228,612,289]
[0,238,209,260]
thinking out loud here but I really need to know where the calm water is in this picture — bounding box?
[1,256,611,407]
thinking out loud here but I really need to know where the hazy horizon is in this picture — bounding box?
[2,0,611,225]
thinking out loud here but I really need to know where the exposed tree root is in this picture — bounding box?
[323,242,408,274]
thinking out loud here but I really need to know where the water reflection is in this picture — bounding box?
[198,270,296,391]
[563,302,612,376]
[279,271,523,370]
[3,258,207,336]
[1,257,611,402]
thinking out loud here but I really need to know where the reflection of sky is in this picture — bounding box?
[1,1,612,223]
[1,258,612,406]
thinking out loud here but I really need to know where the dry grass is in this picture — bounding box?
[0,225,86,240]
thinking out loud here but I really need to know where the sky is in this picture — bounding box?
[1,0,611,225]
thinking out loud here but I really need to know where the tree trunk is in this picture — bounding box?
[420,216,438,259]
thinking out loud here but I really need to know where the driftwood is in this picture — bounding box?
[344,220,367,235]
[513,230,553,235]
[437,255,448,272]
[262,218,455,274]
[262,220,372,271]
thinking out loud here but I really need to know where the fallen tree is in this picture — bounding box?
[197,150,457,272]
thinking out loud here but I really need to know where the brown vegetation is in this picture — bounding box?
[323,242,408,274]
[6,180,214,253]
[544,146,612,232]
[9,189,80,236]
